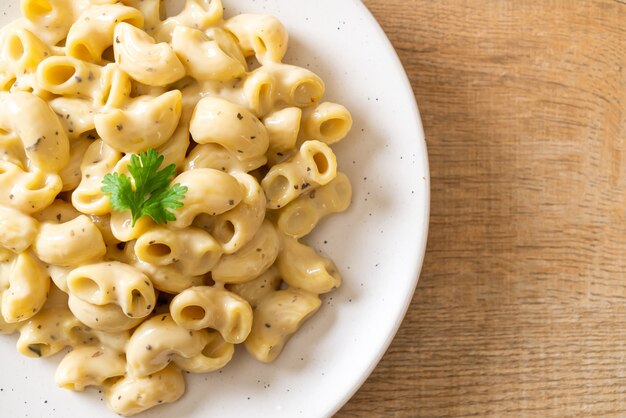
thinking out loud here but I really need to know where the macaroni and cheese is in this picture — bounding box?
[0,0,353,415]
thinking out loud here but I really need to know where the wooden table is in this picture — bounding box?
[338,1,626,416]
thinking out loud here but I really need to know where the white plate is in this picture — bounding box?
[0,1,429,417]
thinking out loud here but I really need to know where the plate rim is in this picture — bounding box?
[326,1,431,416]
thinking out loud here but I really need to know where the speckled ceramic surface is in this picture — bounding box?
[0,1,429,417]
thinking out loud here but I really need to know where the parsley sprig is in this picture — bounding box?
[101,149,188,226]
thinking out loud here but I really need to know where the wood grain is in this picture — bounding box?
[338,1,626,417]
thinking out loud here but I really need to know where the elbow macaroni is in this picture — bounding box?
[189,96,270,167]
[263,107,302,165]
[0,91,69,172]
[67,262,156,319]
[105,364,186,416]
[0,160,63,214]
[248,63,325,108]
[211,220,280,284]
[17,307,83,358]
[33,215,107,266]
[72,139,121,215]
[114,22,185,87]
[56,345,126,391]
[169,168,245,228]
[66,4,144,64]
[170,286,253,343]
[0,205,39,253]
[227,266,282,309]
[277,235,342,294]
[125,240,206,294]
[276,172,352,238]
[208,172,267,254]
[126,314,234,377]
[172,26,247,82]
[94,90,182,153]
[301,101,354,145]
[153,0,223,43]
[21,0,85,45]
[2,251,50,323]
[134,226,222,276]
[245,289,321,363]
[0,0,354,415]
[224,13,288,64]
[1,26,51,77]
[68,294,144,332]
[262,140,338,209]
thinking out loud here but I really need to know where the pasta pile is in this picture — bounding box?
[0,0,353,415]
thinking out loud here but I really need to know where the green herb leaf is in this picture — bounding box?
[101,149,188,226]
